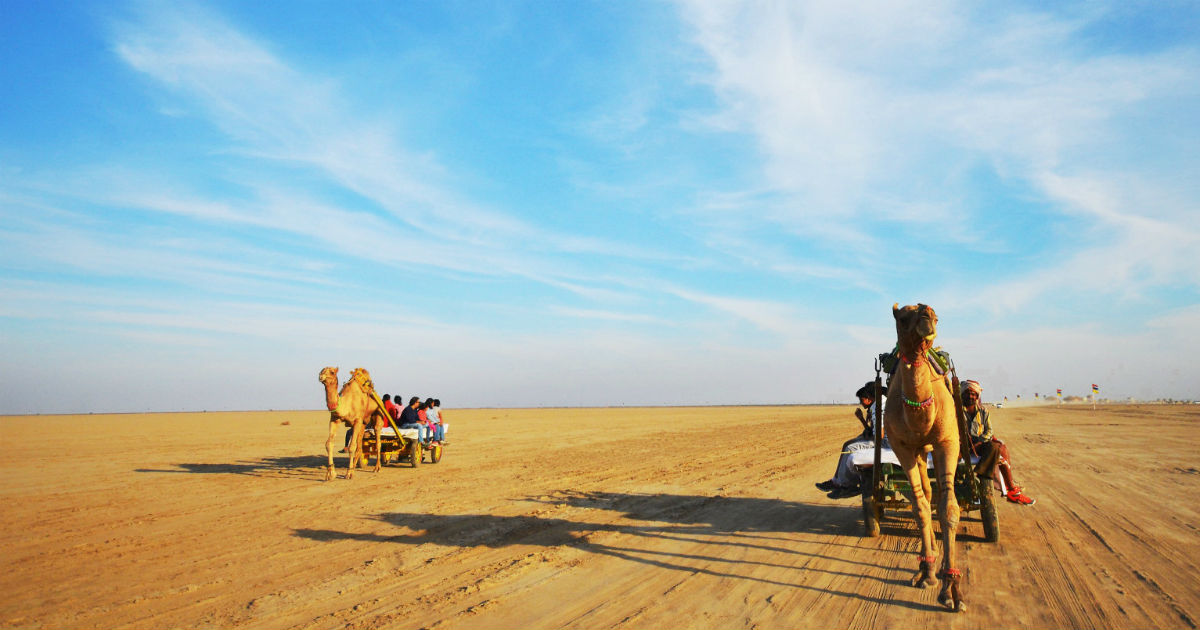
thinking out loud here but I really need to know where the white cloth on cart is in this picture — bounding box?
[365,424,448,440]
[366,426,420,440]
[848,442,977,468]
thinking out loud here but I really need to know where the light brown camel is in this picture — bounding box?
[883,303,966,612]
[318,366,388,481]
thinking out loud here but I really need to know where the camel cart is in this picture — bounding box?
[356,395,446,468]
[852,366,999,542]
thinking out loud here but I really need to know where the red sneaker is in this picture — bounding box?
[1006,489,1035,505]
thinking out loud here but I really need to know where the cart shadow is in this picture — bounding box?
[293,492,944,612]
[135,455,331,478]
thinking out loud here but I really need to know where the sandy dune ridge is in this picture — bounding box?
[2,404,1198,629]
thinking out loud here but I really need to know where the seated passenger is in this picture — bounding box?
[426,398,445,444]
[418,398,436,445]
[384,394,400,424]
[962,380,1035,505]
[816,382,885,499]
[398,395,428,443]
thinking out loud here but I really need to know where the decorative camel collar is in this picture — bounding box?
[898,347,940,410]
[904,392,935,409]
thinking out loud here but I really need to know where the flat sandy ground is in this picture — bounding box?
[2,403,1198,629]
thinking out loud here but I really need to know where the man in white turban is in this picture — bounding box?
[963,380,1035,505]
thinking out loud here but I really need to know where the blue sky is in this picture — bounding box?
[2,1,1198,414]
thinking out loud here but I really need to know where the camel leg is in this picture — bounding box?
[932,446,965,612]
[372,415,383,473]
[324,421,339,482]
[894,444,938,589]
[346,422,365,480]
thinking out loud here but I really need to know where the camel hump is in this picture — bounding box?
[350,367,375,392]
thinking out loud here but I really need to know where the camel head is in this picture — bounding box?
[318,366,339,386]
[893,302,938,359]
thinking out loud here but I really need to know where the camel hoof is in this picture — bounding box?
[911,574,938,589]
[324,467,334,482]
[939,573,965,612]
[939,593,966,612]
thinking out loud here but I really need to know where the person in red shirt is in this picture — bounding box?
[383,394,400,424]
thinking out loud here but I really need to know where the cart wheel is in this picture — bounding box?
[980,483,999,542]
[410,441,422,468]
[429,444,442,464]
[862,483,881,538]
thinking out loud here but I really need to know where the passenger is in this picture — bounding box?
[383,394,400,424]
[426,398,444,444]
[398,396,428,443]
[418,398,434,445]
[816,382,885,499]
[962,380,1035,505]
[433,399,448,444]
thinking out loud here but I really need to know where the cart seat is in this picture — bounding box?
[849,441,979,468]
[366,427,420,440]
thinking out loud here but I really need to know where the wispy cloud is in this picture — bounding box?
[676,0,1200,314]
[108,3,673,286]
[1,1,1196,413]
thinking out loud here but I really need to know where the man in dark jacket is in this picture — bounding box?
[398,395,427,443]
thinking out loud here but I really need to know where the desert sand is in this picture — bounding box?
[2,403,1198,629]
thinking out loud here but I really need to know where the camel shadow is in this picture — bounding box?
[293,491,940,612]
[135,455,330,478]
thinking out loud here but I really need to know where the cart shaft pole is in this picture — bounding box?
[949,364,977,487]
[872,372,884,499]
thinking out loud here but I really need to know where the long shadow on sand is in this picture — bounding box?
[135,455,330,478]
[294,490,942,612]
[521,489,989,544]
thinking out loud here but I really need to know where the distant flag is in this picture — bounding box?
[1092,383,1099,394]
[1056,388,1063,404]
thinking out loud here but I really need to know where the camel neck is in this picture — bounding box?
[322,380,339,411]
[898,357,938,419]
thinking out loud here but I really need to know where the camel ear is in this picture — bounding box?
[892,303,900,319]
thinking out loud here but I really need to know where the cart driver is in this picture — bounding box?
[962,379,1035,506]
[816,382,885,499]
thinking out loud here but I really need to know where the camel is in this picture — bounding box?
[882,303,966,612]
[318,366,388,481]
